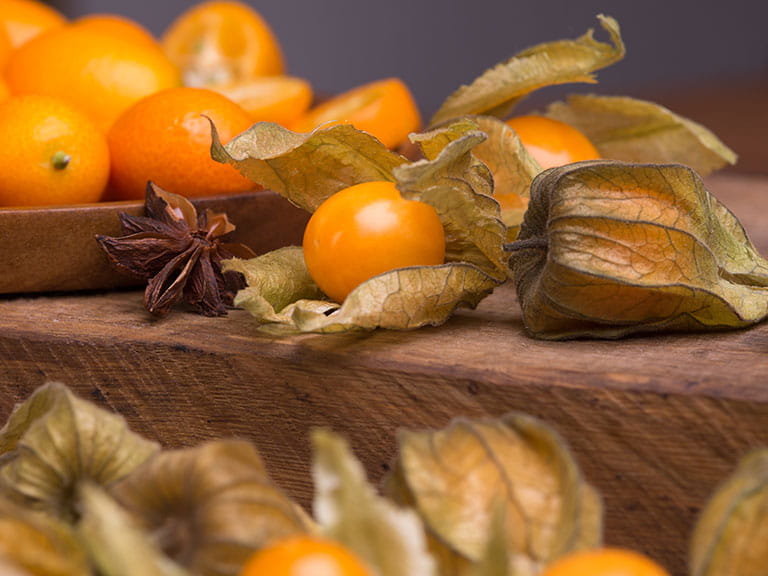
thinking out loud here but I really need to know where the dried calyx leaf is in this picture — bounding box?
[312,429,436,576]
[77,482,190,576]
[470,115,540,240]
[395,119,508,280]
[228,256,499,333]
[508,161,768,339]
[545,94,737,176]
[110,439,313,576]
[469,506,511,576]
[383,413,602,576]
[0,495,90,576]
[690,448,768,576]
[430,14,624,125]
[218,119,505,333]
[223,246,327,324]
[0,382,159,522]
[211,121,408,212]
[96,182,255,317]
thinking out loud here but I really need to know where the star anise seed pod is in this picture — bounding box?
[96,182,256,317]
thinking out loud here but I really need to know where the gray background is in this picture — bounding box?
[50,0,768,120]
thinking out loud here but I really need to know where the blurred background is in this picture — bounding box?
[48,0,768,172]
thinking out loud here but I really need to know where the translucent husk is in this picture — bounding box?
[110,439,314,576]
[77,481,191,576]
[508,161,768,339]
[469,115,540,242]
[545,94,737,176]
[0,495,90,576]
[0,381,159,520]
[215,119,506,332]
[383,413,602,576]
[311,429,437,576]
[430,15,625,125]
[690,449,768,576]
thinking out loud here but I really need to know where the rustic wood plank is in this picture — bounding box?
[0,173,766,575]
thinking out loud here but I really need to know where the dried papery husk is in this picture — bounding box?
[224,251,499,334]
[690,448,768,576]
[395,119,508,281]
[311,429,436,576]
[110,439,313,576]
[545,94,737,176]
[508,161,768,340]
[218,118,505,332]
[403,118,494,192]
[0,495,90,576]
[470,115,540,243]
[77,482,190,576]
[383,412,602,576]
[223,246,327,324]
[430,14,624,125]
[468,506,511,576]
[211,121,408,212]
[0,382,159,521]
[286,263,500,333]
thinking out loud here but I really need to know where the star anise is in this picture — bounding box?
[96,182,256,317]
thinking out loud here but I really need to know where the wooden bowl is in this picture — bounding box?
[0,190,309,294]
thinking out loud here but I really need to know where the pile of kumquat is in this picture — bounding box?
[0,0,424,207]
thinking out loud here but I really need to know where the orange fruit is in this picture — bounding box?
[5,24,181,132]
[213,75,313,125]
[303,181,445,303]
[540,548,671,576]
[0,78,9,102]
[0,0,66,50]
[239,535,373,576]
[106,86,257,200]
[71,13,159,48]
[495,189,530,215]
[161,0,285,87]
[0,94,110,207]
[505,115,601,169]
[0,25,12,70]
[290,77,421,149]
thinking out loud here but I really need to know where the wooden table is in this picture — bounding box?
[1,173,767,576]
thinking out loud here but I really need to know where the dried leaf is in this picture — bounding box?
[211,121,407,212]
[395,120,508,279]
[223,247,327,322]
[77,482,190,576]
[229,261,498,333]
[0,382,159,520]
[384,413,602,576]
[411,117,485,162]
[690,449,768,576]
[221,120,504,333]
[470,507,511,576]
[111,439,312,576]
[311,428,436,576]
[470,115,540,241]
[546,94,737,176]
[288,264,499,333]
[403,119,494,194]
[0,496,89,576]
[430,14,624,125]
[508,161,768,339]
[471,116,540,200]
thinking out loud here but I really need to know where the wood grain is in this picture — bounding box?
[0,173,767,575]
